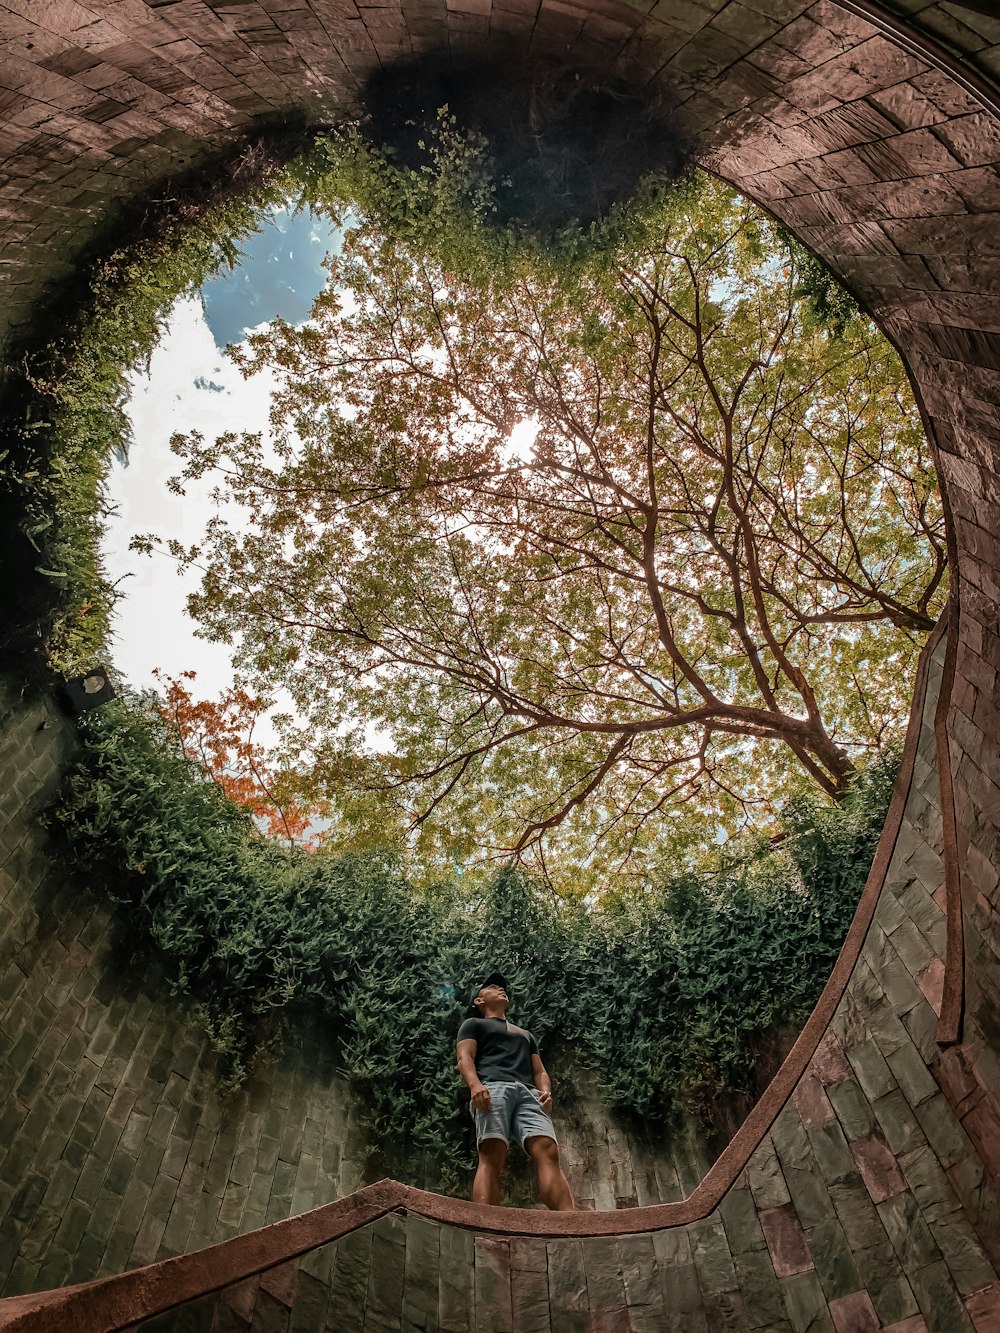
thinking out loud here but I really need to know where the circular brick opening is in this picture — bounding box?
[2,0,1000,1253]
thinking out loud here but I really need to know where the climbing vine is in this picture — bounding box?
[5,99,916,1190]
[0,130,322,678]
[52,692,898,1190]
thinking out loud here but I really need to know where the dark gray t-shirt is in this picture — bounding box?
[457,1016,539,1088]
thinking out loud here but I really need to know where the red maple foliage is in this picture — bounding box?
[156,669,327,850]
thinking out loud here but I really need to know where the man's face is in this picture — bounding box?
[476,983,508,1012]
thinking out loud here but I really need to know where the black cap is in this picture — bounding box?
[466,971,509,1017]
[63,666,116,715]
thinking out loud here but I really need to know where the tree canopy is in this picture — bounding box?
[149,154,945,897]
[156,670,328,849]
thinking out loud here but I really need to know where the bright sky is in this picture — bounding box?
[200,204,340,347]
[102,294,277,700]
[102,201,341,717]
[101,208,538,791]
[103,200,543,721]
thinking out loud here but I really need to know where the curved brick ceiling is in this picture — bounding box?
[3,1,1000,1327]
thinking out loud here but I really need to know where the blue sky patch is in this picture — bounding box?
[201,204,341,349]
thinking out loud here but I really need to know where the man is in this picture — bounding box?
[456,972,574,1210]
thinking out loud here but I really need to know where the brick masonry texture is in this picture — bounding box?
[5,635,1000,1330]
[4,0,1000,1326]
[0,680,706,1303]
[116,635,1000,1329]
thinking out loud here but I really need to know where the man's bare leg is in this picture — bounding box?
[524,1136,574,1211]
[472,1138,508,1205]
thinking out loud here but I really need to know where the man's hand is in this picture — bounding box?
[537,1087,553,1112]
[471,1084,492,1113]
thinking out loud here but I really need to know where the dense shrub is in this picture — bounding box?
[52,693,899,1188]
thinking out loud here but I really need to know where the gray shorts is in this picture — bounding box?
[471,1080,558,1149]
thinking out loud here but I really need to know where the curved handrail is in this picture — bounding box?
[839,0,1000,121]
[0,612,948,1332]
[0,0,989,1324]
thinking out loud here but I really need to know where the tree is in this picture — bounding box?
[148,168,946,897]
[156,670,328,850]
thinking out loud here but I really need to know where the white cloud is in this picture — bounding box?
[102,295,279,722]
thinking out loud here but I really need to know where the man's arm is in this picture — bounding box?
[457,1038,492,1112]
[531,1053,553,1111]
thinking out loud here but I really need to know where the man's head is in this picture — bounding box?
[466,971,510,1018]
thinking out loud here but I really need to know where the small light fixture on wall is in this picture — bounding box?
[63,666,116,715]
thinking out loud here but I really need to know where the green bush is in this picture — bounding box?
[52,692,898,1188]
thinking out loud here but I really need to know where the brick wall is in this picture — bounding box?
[0,681,705,1301]
[8,627,1000,1331]
[110,633,1000,1330]
[5,0,1000,1326]
[883,2,1000,87]
[690,0,1000,1178]
[0,682,361,1295]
